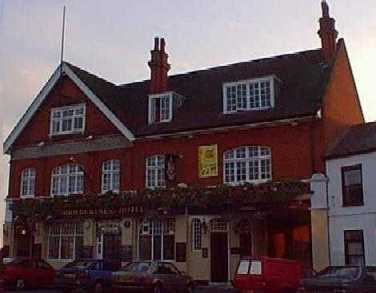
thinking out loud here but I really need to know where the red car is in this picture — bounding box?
[0,258,56,290]
[233,256,303,293]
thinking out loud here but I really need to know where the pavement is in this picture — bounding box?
[4,285,240,292]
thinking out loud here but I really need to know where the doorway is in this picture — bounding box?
[103,233,121,260]
[210,232,228,282]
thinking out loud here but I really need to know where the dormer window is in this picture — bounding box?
[50,104,86,136]
[148,92,173,124]
[223,76,275,113]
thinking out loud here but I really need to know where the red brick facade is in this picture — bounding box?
[7,38,364,199]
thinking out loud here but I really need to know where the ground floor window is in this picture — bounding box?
[344,230,365,265]
[48,223,83,260]
[139,219,175,261]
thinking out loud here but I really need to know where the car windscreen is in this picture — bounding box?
[317,267,360,279]
[237,260,250,274]
[122,262,151,273]
[63,260,96,269]
[237,260,262,275]
[8,259,31,267]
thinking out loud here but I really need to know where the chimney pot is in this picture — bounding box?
[154,37,160,51]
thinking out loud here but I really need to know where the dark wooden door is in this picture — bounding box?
[210,232,228,282]
[103,234,121,260]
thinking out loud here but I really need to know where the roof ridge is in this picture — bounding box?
[119,48,323,88]
[63,61,117,88]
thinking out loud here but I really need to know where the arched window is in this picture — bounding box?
[20,168,36,197]
[102,160,120,193]
[51,164,84,196]
[146,155,165,188]
[223,146,271,185]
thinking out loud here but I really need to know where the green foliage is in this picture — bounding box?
[10,181,309,219]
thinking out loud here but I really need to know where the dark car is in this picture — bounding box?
[0,258,56,290]
[112,261,194,293]
[55,259,120,293]
[298,266,376,292]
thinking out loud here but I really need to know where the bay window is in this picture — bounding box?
[139,219,175,261]
[48,223,83,260]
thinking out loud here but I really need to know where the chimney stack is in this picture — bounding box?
[148,37,171,94]
[318,0,338,62]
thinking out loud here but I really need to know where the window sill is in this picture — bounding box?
[342,203,364,207]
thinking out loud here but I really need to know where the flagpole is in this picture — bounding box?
[60,6,66,71]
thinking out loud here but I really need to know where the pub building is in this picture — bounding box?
[3,2,365,282]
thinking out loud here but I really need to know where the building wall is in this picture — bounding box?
[326,152,376,266]
[314,40,364,172]
[9,124,316,198]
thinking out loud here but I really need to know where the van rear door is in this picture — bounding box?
[234,260,266,291]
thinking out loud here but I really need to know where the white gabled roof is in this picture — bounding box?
[3,63,135,154]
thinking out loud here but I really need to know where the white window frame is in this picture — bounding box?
[20,168,36,198]
[49,103,86,136]
[148,92,173,124]
[146,155,166,188]
[223,76,275,114]
[138,219,175,261]
[223,146,272,185]
[101,160,121,193]
[51,164,84,196]
[191,218,202,251]
[47,223,83,260]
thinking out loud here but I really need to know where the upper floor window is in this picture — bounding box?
[146,155,165,188]
[20,168,36,197]
[341,164,363,207]
[50,104,86,136]
[223,76,275,113]
[224,146,272,185]
[51,164,84,196]
[148,93,172,123]
[102,160,120,193]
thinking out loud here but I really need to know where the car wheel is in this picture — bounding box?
[153,283,163,293]
[186,283,194,293]
[94,281,104,293]
[15,279,25,290]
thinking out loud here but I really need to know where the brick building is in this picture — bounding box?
[2,1,364,282]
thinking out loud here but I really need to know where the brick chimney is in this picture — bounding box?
[318,0,338,62]
[148,37,171,94]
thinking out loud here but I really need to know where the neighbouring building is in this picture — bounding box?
[2,1,364,282]
[312,122,376,268]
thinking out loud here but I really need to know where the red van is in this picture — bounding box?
[233,256,303,293]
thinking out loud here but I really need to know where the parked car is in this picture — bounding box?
[0,258,56,290]
[112,261,194,293]
[55,259,120,293]
[298,265,376,292]
[232,256,303,293]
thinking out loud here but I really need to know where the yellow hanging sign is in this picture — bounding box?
[198,144,218,178]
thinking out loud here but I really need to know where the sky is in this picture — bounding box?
[1,0,376,244]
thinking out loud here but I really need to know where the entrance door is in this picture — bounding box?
[210,232,228,282]
[103,234,121,261]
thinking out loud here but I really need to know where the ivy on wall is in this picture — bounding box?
[10,181,310,220]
